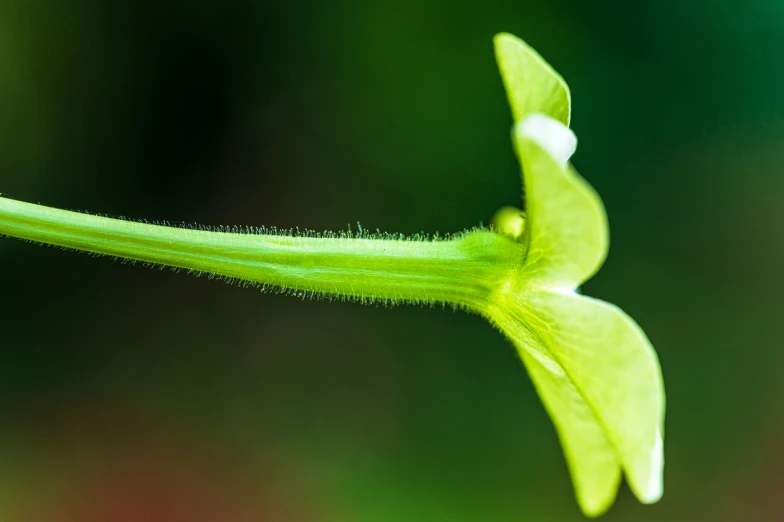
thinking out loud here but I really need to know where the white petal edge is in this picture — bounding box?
[517,113,577,166]
[642,428,664,503]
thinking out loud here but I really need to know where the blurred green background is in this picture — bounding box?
[1,1,783,521]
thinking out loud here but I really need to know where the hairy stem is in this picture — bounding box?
[0,197,524,307]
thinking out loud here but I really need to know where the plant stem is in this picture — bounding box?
[0,197,524,307]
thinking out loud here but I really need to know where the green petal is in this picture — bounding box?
[514,115,608,287]
[494,33,571,125]
[519,347,621,517]
[518,290,665,510]
[502,313,622,516]
[489,281,664,515]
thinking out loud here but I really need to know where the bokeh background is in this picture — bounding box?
[1,1,783,521]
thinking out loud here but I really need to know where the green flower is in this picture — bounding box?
[492,33,665,516]
[0,32,665,518]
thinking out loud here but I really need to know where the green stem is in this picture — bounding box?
[0,197,524,308]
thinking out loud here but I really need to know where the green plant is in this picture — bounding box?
[0,33,664,517]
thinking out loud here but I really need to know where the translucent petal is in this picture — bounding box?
[494,33,571,125]
[514,115,608,287]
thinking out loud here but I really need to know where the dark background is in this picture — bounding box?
[1,1,783,520]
